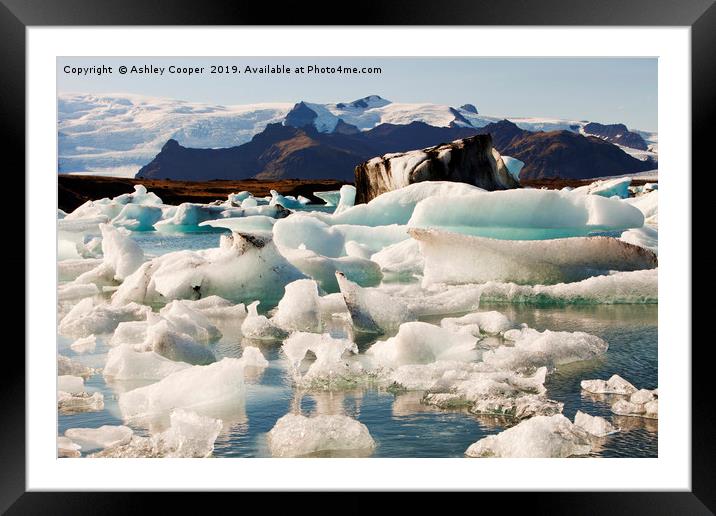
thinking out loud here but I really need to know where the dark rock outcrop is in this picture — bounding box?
[354,134,519,203]
[460,104,478,114]
[582,122,648,150]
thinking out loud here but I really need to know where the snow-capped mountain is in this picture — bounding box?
[57,92,657,177]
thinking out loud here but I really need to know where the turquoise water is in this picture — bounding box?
[58,230,657,458]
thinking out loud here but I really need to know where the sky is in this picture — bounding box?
[57,57,657,131]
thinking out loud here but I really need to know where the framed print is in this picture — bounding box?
[4,0,712,511]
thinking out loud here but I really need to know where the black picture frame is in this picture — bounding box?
[2,0,710,512]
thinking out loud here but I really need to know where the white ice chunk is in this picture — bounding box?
[58,391,104,413]
[238,346,269,368]
[58,375,85,393]
[580,374,638,395]
[59,299,151,338]
[104,345,191,381]
[271,279,323,333]
[501,156,524,183]
[58,283,100,302]
[58,436,81,458]
[465,414,592,458]
[65,425,134,451]
[241,301,287,340]
[574,410,617,437]
[58,355,94,378]
[440,311,514,337]
[159,300,222,344]
[98,223,145,281]
[625,190,658,226]
[367,322,478,369]
[571,177,632,199]
[119,358,246,421]
[267,414,375,457]
[314,190,341,207]
[282,332,358,382]
[334,185,356,215]
[70,334,97,354]
[141,319,216,365]
[620,225,658,255]
[412,228,657,286]
[370,238,424,276]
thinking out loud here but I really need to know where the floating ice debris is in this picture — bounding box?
[580,374,638,395]
[620,225,658,255]
[104,345,191,381]
[58,391,104,414]
[155,202,289,232]
[440,311,514,337]
[611,388,658,419]
[336,272,414,334]
[269,189,311,209]
[91,409,222,458]
[334,185,356,215]
[282,332,359,384]
[58,436,81,458]
[370,238,424,276]
[200,215,277,233]
[58,283,100,302]
[571,177,632,199]
[272,215,386,291]
[119,358,245,422]
[98,223,145,280]
[58,375,85,393]
[142,319,216,365]
[109,320,149,347]
[465,414,592,458]
[368,322,478,369]
[70,334,97,354]
[314,190,340,207]
[483,327,608,371]
[410,187,644,238]
[320,181,484,227]
[412,228,657,286]
[271,279,323,333]
[58,299,151,338]
[573,410,618,437]
[58,355,94,378]
[58,258,104,282]
[112,231,305,307]
[241,301,288,340]
[111,203,164,231]
[159,300,222,344]
[239,346,269,369]
[65,425,134,451]
[625,190,658,226]
[267,413,375,457]
[501,156,524,183]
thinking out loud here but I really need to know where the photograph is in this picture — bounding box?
[56,56,660,460]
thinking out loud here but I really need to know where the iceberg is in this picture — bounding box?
[573,410,617,437]
[482,326,608,371]
[58,355,94,378]
[155,202,289,232]
[620,225,658,255]
[267,413,375,457]
[111,203,164,231]
[104,345,191,381]
[501,156,524,182]
[440,311,514,337]
[336,272,414,333]
[70,335,97,354]
[118,357,246,422]
[241,301,288,340]
[239,346,269,369]
[408,187,644,239]
[334,184,356,214]
[58,298,151,338]
[611,388,658,419]
[58,283,100,302]
[158,300,222,344]
[112,231,305,307]
[370,238,424,277]
[314,189,341,207]
[465,414,592,458]
[581,374,638,395]
[97,223,145,282]
[411,228,657,286]
[58,258,104,282]
[65,425,134,451]
[58,375,85,393]
[625,190,658,226]
[91,409,222,458]
[58,391,104,414]
[271,279,323,333]
[142,319,216,365]
[571,177,632,199]
[282,332,359,384]
[58,436,81,458]
[367,322,478,369]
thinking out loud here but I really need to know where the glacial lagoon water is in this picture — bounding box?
[58,229,657,458]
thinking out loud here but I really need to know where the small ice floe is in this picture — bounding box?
[334,184,356,215]
[111,231,304,307]
[481,327,608,372]
[58,258,104,282]
[336,272,414,334]
[74,223,145,284]
[581,374,638,395]
[118,358,246,422]
[625,190,658,227]
[238,346,269,369]
[155,202,288,232]
[142,319,216,365]
[282,332,359,387]
[58,283,100,302]
[620,225,658,255]
[159,300,223,345]
[58,298,151,338]
[367,321,478,369]
[58,375,85,393]
[65,425,134,452]
[58,355,94,378]
[91,409,222,458]
[241,301,288,340]
[104,345,191,381]
[58,391,104,414]
[465,414,592,458]
[271,279,323,333]
[58,436,81,458]
[314,190,340,207]
[70,335,97,354]
[611,389,658,419]
[573,410,618,437]
[370,238,424,277]
[440,311,514,338]
[266,413,375,457]
[571,177,632,199]
[410,228,657,286]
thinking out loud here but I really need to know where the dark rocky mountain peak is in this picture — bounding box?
[582,122,648,150]
[283,101,318,129]
[460,103,478,114]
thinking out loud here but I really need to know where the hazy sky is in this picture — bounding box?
[58,57,657,131]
